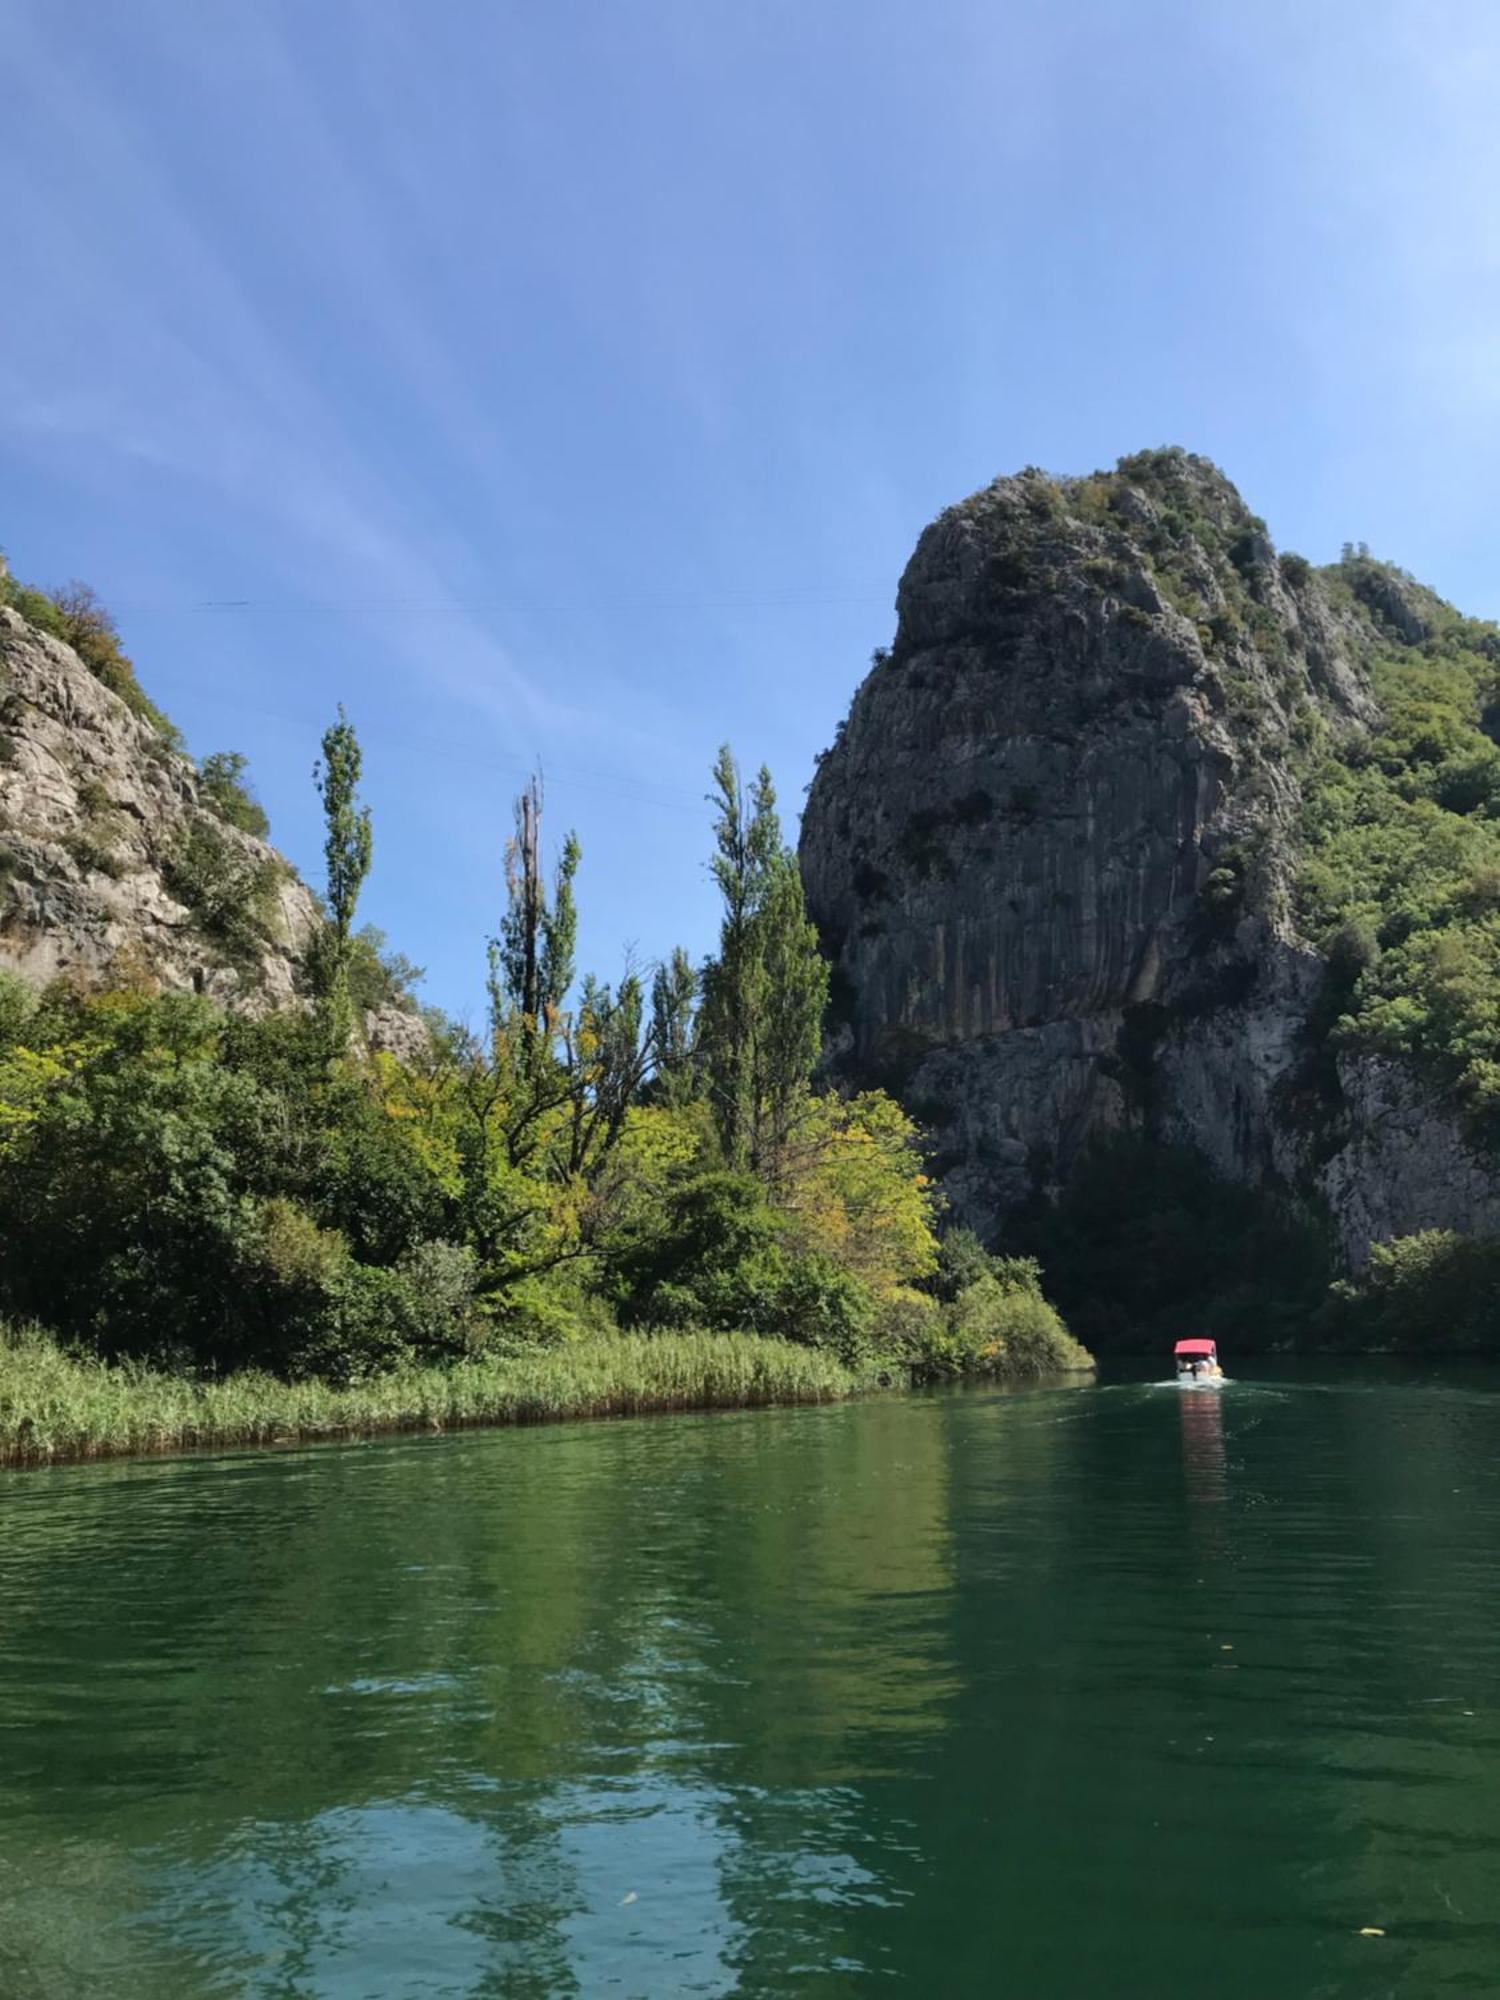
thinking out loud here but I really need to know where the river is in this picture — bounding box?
[2,1366,1498,1996]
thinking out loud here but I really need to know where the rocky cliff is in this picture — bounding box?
[0,591,424,1055]
[800,450,1500,1265]
[0,602,323,1008]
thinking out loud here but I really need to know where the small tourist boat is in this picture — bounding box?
[1174,1338,1223,1385]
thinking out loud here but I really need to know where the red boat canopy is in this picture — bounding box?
[1174,1339,1217,1356]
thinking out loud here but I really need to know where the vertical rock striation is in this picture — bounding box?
[799,450,1500,1263]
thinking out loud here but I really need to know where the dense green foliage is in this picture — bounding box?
[1294,561,1500,1137]
[700,748,829,1172]
[1319,1230,1500,1354]
[345,924,425,1012]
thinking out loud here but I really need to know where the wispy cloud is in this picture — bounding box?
[0,0,608,743]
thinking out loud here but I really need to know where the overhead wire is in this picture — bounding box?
[133,675,725,817]
[102,588,893,616]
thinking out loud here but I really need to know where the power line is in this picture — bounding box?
[103,589,893,617]
[138,677,725,817]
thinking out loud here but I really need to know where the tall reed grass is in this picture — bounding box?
[0,1323,870,1469]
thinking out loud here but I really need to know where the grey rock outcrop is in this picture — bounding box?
[0,597,432,1051]
[799,451,1498,1266]
[362,998,435,1063]
[0,605,320,1008]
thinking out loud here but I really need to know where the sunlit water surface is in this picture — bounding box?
[3,1365,1500,1997]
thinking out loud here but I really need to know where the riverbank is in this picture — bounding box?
[0,1323,876,1469]
[0,1319,1094,1470]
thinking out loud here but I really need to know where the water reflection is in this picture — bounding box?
[1178,1385,1228,1506]
[0,1400,961,1995]
[5,1376,1500,1995]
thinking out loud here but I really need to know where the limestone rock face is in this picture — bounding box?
[362,998,434,1063]
[0,602,319,1011]
[799,451,1494,1265]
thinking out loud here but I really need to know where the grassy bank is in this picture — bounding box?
[0,1314,1095,1470]
[0,1325,870,1469]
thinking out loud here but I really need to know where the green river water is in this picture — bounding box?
[2,1366,1499,1997]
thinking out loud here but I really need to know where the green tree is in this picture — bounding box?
[476,774,582,1174]
[699,748,828,1174]
[199,750,270,838]
[313,708,373,1053]
[757,850,829,1165]
[648,946,698,1107]
[561,971,648,1175]
[700,748,776,1167]
[490,775,579,1086]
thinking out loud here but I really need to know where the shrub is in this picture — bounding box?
[254,1193,348,1289]
[952,1273,1090,1373]
[883,1264,1090,1379]
[758,1251,873,1363]
[60,829,123,879]
[489,1274,597,1349]
[607,1170,876,1361]
[163,817,284,965]
[314,1084,450,1263]
[240,1208,483,1382]
[0,1001,269,1362]
[285,1248,482,1383]
[0,970,37,1044]
[930,1226,997,1303]
[347,924,425,1010]
[5,583,65,638]
[610,1171,779,1323]
[45,581,180,741]
[873,1288,949,1358]
[199,751,270,838]
[1319,1230,1500,1354]
[389,1240,484,1357]
[303,922,426,1017]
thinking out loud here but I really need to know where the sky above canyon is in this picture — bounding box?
[4,0,1499,1014]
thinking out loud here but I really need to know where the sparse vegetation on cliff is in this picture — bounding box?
[0,565,179,741]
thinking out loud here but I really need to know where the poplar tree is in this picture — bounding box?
[313,706,373,1053]
[699,746,829,1173]
[649,946,699,1107]
[478,773,585,1172]
[490,774,579,1084]
[757,849,829,1161]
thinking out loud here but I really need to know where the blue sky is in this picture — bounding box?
[4,0,1498,1018]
